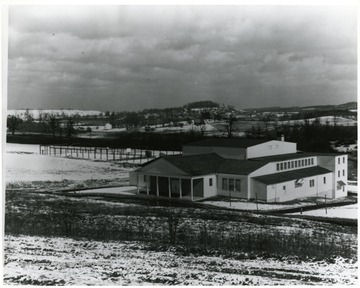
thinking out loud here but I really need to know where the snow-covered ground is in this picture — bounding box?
[76,186,137,195]
[289,204,358,219]
[4,234,357,286]
[5,143,132,182]
[280,116,357,126]
[202,199,314,211]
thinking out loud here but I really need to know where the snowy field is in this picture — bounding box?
[4,234,357,286]
[201,199,315,211]
[5,143,133,183]
[289,204,358,219]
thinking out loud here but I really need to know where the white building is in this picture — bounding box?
[130,138,348,202]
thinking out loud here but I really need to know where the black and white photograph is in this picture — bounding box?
[2,1,358,286]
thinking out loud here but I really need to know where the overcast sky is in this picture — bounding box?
[8,5,357,111]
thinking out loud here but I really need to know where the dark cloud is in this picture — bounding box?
[8,5,357,111]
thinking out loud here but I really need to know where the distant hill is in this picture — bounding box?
[184,101,220,109]
[245,102,357,113]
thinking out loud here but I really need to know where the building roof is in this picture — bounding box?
[253,166,332,185]
[163,153,225,176]
[184,138,270,148]
[251,152,345,162]
[217,159,267,175]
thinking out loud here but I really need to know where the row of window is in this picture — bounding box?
[276,158,314,171]
[337,170,346,177]
[222,178,241,192]
[338,156,346,164]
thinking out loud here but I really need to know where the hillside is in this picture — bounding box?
[7,109,102,120]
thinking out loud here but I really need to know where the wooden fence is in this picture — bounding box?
[39,145,182,164]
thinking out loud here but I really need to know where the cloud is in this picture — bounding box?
[8,5,357,110]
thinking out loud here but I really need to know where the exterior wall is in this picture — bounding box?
[252,172,334,202]
[247,140,296,159]
[197,174,217,199]
[129,171,138,186]
[251,180,267,201]
[318,155,347,198]
[183,146,246,160]
[217,173,248,198]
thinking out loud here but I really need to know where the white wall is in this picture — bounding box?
[199,174,217,198]
[252,172,334,202]
[217,174,248,198]
[183,146,246,160]
[247,140,297,159]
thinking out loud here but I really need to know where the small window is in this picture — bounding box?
[283,185,286,190]
[343,186,345,192]
[295,161,298,168]
[343,157,345,163]
[280,163,283,170]
[338,158,340,164]
[284,162,287,169]
[291,161,294,169]
[305,159,308,166]
[338,171,340,177]
[298,160,301,167]
[310,179,315,187]
[222,178,228,190]
[323,177,326,184]
[209,178,213,186]
[229,179,235,191]
[301,159,305,166]
[235,179,241,192]
[276,163,280,171]
[311,158,314,165]
[343,170,345,176]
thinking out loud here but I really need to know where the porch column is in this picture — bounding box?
[179,178,182,199]
[156,176,159,197]
[168,177,171,198]
[136,174,140,194]
[190,178,194,201]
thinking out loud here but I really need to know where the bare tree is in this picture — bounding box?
[47,114,59,137]
[224,113,236,138]
[7,115,22,135]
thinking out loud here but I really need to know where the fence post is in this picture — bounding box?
[106,148,108,161]
[325,194,327,214]
[255,193,259,212]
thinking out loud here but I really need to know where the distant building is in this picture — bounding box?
[104,123,112,130]
[130,138,348,202]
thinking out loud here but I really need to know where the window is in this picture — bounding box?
[276,163,280,171]
[209,178,213,186]
[222,178,228,190]
[229,179,235,191]
[280,163,283,170]
[311,158,314,165]
[144,175,147,182]
[295,179,303,188]
[283,185,286,190]
[310,179,315,187]
[298,160,301,167]
[301,159,305,167]
[323,177,326,184]
[305,159,308,166]
[284,162,287,169]
[338,171,340,177]
[338,158,340,164]
[235,179,241,192]
[343,157,345,163]
[295,161,298,168]
[291,161,294,169]
[343,170,345,176]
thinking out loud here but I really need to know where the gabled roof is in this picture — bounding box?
[253,166,332,185]
[162,153,224,176]
[139,153,267,176]
[217,159,267,175]
[184,138,270,148]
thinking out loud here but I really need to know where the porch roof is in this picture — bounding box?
[253,166,332,185]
